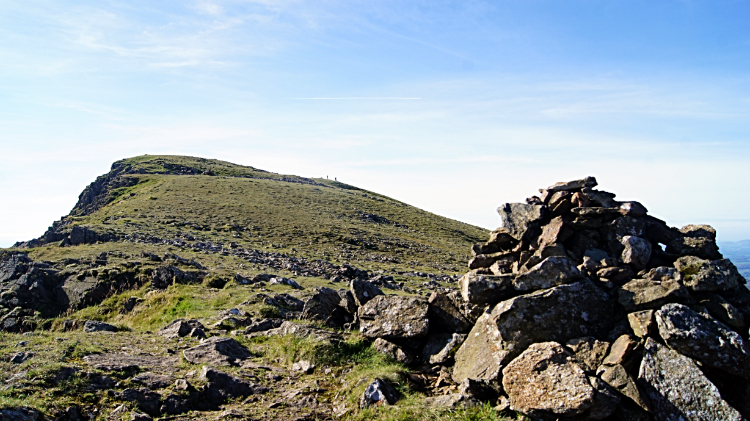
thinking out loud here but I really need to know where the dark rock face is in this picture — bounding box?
[427,292,472,333]
[0,253,62,329]
[150,265,197,290]
[373,338,413,364]
[674,256,742,292]
[638,338,742,421]
[182,337,251,366]
[358,295,429,340]
[300,287,341,322]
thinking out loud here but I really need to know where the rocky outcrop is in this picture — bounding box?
[443,177,750,419]
[358,295,429,340]
[182,337,251,365]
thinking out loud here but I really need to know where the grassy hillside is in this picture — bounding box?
[35,155,486,275]
[0,155,506,420]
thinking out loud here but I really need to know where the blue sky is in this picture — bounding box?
[1,0,750,247]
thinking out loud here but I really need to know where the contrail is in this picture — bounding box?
[289,97,422,100]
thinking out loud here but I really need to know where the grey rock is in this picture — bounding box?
[453,280,613,384]
[423,393,479,409]
[83,320,117,333]
[157,319,204,339]
[269,277,302,289]
[358,295,429,340]
[427,292,472,333]
[547,176,598,192]
[300,287,341,321]
[120,388,162,417]
[655,303,750,379]
[422,333,467,365]
[199,366,269,405]
[359,378,398,408]
[697,292,746,329]
[350,279,384,307]
[598,364,650,412]
[458,272,515,305]
[638,337,742,421]
[10,351,34,364]
[586,376,620,420]
[619,236,652,270]
[502,342,595,418]
[182,337,251,366]
[674,256,742,292]
[617,276,688,312]
[131,372,174,389]
[244,318,283,333]
[292,360,315,374]
[160,395,191,415]
[512,256,583,292]
[337,289,358,314]
[150,265,195,290]
[565,337,610,373]
[262,321,344,343]
[497,203,545,241]
[373,338,413,364]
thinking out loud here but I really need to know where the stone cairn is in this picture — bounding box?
[356,176,750,420]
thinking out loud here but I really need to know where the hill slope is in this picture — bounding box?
[20,155,486,275]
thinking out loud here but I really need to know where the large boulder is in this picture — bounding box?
[502,342,596,419]
[666,224,722,260]
[655,303,750,379]
[617,272,688,312]
[497,203,545,241]
[350,279,384,307]
[638,338,743,421]
[158,319,204,339]
[358,295,429,340]
[427,292,472,333]
[199,366,269,406]
[619,236,652,270]
[300,287,341,321]
[458,272,514,305]
[512,256,582,292]
[674,256,742,292]
[453,279,613,384]
[182,337,251,366]
[372,338,413,364]
[422,333,467,365]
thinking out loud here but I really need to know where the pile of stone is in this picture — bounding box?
[446,176,750,420]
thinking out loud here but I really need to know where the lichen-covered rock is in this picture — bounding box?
[655,303,750,379]
[674,256,742,292]
[496,203,545,241]
[565,337,610,373]
[182,337,251,366]
[512,256,582,292]
[453,279,613,384]
[422,333,466,365]
[597,364,650,412]
[350,279,383,307]
[627,310,656,338]
[502,342,595,418]
[358,295,429,340]
[617,275,688,312]
[427,292,472,333]
[372,338,413,364]
[666,224,722,260]
[619,236,652,270]
[458,273,514,305]
[638,338,743,421]
[83,320,117,333]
